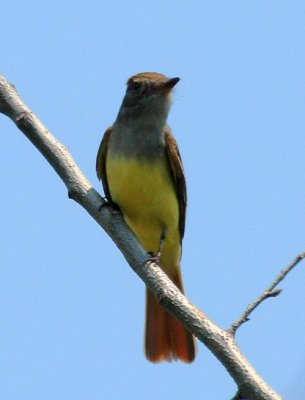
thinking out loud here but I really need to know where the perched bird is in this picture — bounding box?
[96,72,196,363]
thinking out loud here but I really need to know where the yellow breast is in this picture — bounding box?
[106,154,180,255]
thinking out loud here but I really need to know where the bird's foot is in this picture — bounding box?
[98,197,110,212]
[98,198,121,216]
[146,251,161,265]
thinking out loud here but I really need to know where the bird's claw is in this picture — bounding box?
[146,251,161,265]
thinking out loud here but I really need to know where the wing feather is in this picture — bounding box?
[96,127,112,201]
[164,130,187,240]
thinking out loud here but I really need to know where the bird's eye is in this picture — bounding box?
[132,81,141,91]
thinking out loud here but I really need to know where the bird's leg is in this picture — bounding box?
[98,197,121,216]
[147,228,167,265]
[157,227,167,259]
[98,198,110,211]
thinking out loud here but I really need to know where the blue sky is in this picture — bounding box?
[1,1,305,398]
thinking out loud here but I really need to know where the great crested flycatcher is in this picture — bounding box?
[96,72,196,363]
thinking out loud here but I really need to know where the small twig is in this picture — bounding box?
[230,252,305,334]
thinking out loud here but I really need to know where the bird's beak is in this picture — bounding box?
[156,77,180,92]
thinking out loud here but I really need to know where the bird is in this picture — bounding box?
[96,72,196,363]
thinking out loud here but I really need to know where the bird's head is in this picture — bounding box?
[117,72,180,121]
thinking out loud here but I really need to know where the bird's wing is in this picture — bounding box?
[96,126,112,201]
[164,129,187,240]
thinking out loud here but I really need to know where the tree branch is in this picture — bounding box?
[230,252,305,334]
[0,74,282,400]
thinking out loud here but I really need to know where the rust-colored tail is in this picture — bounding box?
[145,273,196,363]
